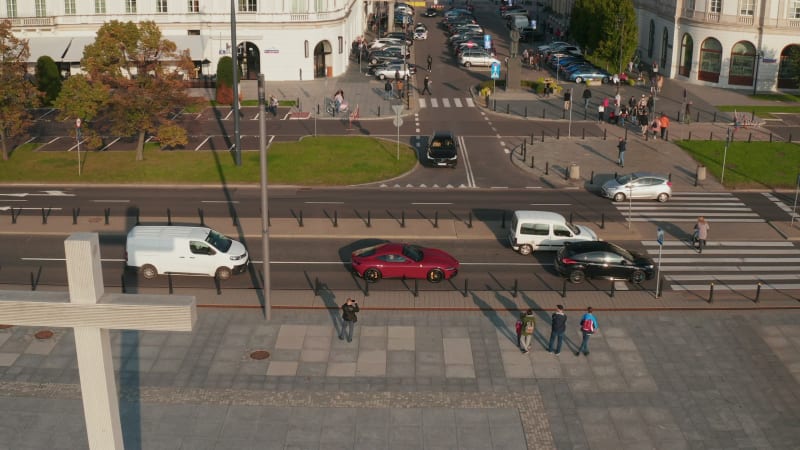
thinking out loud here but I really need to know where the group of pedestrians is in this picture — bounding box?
[516,306,598,356]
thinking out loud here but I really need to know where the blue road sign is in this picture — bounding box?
[490,62,500,80]
[484,34,492,50]
[657,227,664,246]
[530,20,537,30]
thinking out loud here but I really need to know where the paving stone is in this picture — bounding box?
[266,361,298,376]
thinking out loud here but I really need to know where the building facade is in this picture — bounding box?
[2,0,372,81]
[539,0,799,91]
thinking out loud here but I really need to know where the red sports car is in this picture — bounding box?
[351,243,459,283]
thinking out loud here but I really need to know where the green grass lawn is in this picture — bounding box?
[717,92,800,119]
[676,140,800,189]
[0,136,417,185]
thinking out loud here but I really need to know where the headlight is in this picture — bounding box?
[230,253,247,261]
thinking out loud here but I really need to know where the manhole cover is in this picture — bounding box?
[249,350,270,360]
[34,330,54,340]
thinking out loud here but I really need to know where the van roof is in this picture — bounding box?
[513,210,567,223]
[127,226,211,240]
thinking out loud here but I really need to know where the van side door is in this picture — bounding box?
[548,223,576,248]
[519,222,551,251]
[189,240,218,275]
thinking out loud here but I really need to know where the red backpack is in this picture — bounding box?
[581,318,595,333]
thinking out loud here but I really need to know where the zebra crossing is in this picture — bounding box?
[418,97,476,109]
[641,240,800,292]
[612,192,763,223]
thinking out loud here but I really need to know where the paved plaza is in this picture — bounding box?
[1,307,799,449]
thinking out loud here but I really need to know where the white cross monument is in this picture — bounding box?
[0,233,196,450]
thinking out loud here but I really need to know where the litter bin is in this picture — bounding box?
[568,163,580,180]
[696,165,707,181]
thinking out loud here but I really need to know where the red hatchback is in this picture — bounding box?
[351,243,460,283]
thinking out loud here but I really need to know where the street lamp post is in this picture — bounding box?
[752,50,762,96]
[617,16,625,76]
[257,74,271,320]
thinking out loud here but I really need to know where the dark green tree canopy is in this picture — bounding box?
[36,55,62,106]
[570,0,637,73]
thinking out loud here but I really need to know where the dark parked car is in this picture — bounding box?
[351,243,460,283]
[427,131,459,168]
[554,241,656,284]
[422,7,438,17]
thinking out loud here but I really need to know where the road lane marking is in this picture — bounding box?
[458,136,476,188]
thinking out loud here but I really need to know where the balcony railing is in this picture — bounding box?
[737,15,754,25]
[9,16,54,27]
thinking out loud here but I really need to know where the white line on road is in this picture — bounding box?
[99,137,120,152]
[195,136,210,151]
[641,241,794,247]
[459,136,477,188]
[200,200,240,203]
[305,201,345,204]
[411,202,453,205]
[91,200,130,203]
[529,203,572,206]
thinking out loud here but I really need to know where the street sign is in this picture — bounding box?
[391,105,403,116]
[657,227,664,246]
[393,118,403,127]
[490,62,500,80]
[484,34,491,50]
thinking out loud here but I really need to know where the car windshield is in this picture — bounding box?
[608,242,635,261]
[205,230,232,252]
[616,174,637,184]
[566,222,580,234]
[402,245,424,262]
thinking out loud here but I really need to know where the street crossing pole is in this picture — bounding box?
[75,118,82,176]
[257,74,271,320]
[655,228,664,298]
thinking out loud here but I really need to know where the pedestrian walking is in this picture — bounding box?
[617,137,626,167]
[268,94,278,117]
[396,79,405,99]
[659,112,670,140]
[515,312,524,348]
[547,305,567,355]
[427,54,433,71]
[684,101,693,124]
[627,60,634,74]
[694,216,710,253]
[650,118,660,140]
[582,87,592,109]
[519,309,536,354]
[597,103,605,123]
[422,75,432,95]
[576,307,598,356]
[628,95,636,110]
[384,79,393,100]
[338,297,360,342]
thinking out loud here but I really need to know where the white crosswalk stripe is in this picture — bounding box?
[613,192,764,223]
[418,98,476,109]
[642,240,800,292]
[763,192,799,219]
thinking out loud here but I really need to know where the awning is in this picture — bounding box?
[62,37,96,62]
[165,36,209,60]
[25,37,71,62]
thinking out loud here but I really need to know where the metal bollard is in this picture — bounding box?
[603,129,607,140]
[541,130,545,142]
[232,211,239,227]
[564,167,568,180]
[334,210,338,227]
[790,133,793,143]
[601,212,605,229]
[530,155,535,168]
[524,106,527,118]
[135,207,140,226]
[556,128,560,139]
[367,210,371,228]
[542,108,546,119]
[434,210,438,228]
[104,208,110,225]
[463,278,469,297]
[668,173,672,182]
[317,104,320,115]
[582,128,585,139]
[696,111,700,123]
[708,282,714,303]
[710,132,713,140]
[590,171,594,184]
[378,106,380,117]
[569,212,573,224]
[545,161,549,175]
[299,210,304,227]
[494,100,497,112]
[530,133,534,144]
[501,211,506,228]
[198,208,205,226]
[755,281,762,303]
[610,280,615,298]
[413,279,418,297]
[467,210,473,228]
[121,274,126,294]
[72,207,79,225]
[168,274,174,295]
[512,279,518,298]
[41,208,50,225]
[313,277,320,296]
[506,103,510,114]
[561,278,567,298]
[214,273,221,295]
[770,132,773,143]
[401,210,405,228]
[748,132,752,143]
[167,208,172,226]
[688,131,692,141]
[712,111,717,122]
[267,209,271,227]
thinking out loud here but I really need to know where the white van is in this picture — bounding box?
[508,211,598,255]
[126,226,249,280]
[509,15,530,31]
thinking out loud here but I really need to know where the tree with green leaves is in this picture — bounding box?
[784,46,800,89]
[36,55,62,106]
[80,20,196,160]
[0,20,41,161]
[54,74,111,151]
[216,56,234,105]
[570,0,637,74]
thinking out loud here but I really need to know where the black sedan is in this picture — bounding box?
[555,241,655,284]
[422,7,438,17]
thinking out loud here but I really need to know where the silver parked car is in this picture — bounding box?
[601,172,672,202]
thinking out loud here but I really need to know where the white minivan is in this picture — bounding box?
[508,211,598,255]
[126,226,249,280]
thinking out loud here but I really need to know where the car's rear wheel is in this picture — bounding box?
[602,77,610,84]
[613,192,626,202]
[464,61,471,67]
[215,267,232,281]
[569,270,585,284]
[657,192,670,203]
[575,76,583,83]
[363,268,382,283]
[141,264,157,279]
[518,245,533,256]
[379,74,386,80]
[370,58,378,65]
[427,269,445,283]
[630,270,645,284]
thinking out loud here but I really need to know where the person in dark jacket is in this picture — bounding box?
[547,304,567,355]
[582,88,592,109]
[338,297,360,342]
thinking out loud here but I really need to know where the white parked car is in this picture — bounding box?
[508,211,598,255]
[413,26,428,40]
[369,38,405,50]
[369,62,413,80]
[459,49,500,67]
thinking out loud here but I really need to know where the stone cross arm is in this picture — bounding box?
[0,291,196,331]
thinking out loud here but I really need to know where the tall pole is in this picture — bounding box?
[752,51,761,96]
[568,88,573,138]
[231,0,242,166]
[257,74,271,320]
[76,118,82,176]
[721,127,731,184]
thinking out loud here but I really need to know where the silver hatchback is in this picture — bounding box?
[601,172,672,202]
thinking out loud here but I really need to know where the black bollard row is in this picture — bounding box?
[590,170,594,184]
[334,210,338,227]
[299,210,304,227]
[367,210,371,228]
[167,208,172,226]
[198,208,205,226]
[401,210,405,228]
[603,129,607,140]
[561,278,567,298]
[556,128,560,140]
[413,279,419,297]
[463,278,469,298]
[232,211,239,227]
[609,280,615,298]
[467,210,473,228]
[434,210,438,228]
[511,279,518,298]
[530,155,535,168]
[755,281,762,303]
[313,277,320,296]
[582,128,585,139]
[72,207,80,225]
[41,207,51,225]
[601,212,605,229]
[501,211,506,229]
[104,208,110,225]
[541,130,545,142]
[524,106,528,118]
[545,161,549,175]
[748,132,752,143]
[688,131,692,141]
[135,207,140,226]
[708,282,714,303]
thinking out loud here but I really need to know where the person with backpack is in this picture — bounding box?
[576,306,598,356]
[515,312,524,348]
[338,297,360,343]
[547,305,567,355]
[519,309,536,354]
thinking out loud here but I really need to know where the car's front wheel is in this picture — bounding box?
[427,269,445,283]
[574,76,583,84]
[657,192,670,203]
[141,264,158,279]
[363,268,382,283]
[378,74,386,80]
[518,244,533,256]
[613,192,626,202]
[630,270,646,284]
[568,270,585,283]
[215,267,232,281]
[464,61,472,67]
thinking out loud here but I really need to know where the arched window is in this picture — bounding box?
[698,37,722,82]
[679,33,694,77]
[728,41,756,86]
[777,44,800,89]
[647,20,655,58]
[660,28,669,69]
